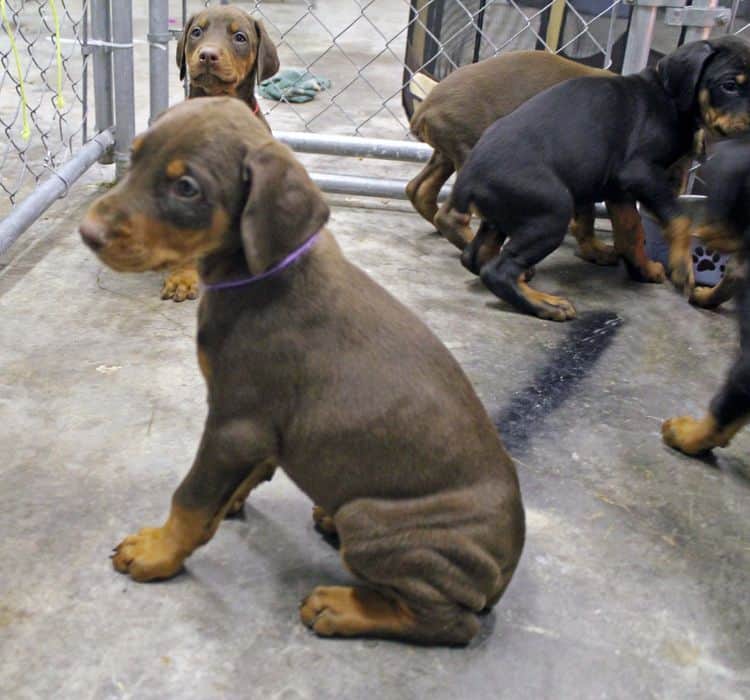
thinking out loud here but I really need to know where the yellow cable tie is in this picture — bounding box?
[1,0,31,140]
[49,0,65,109]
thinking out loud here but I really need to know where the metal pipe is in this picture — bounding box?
[90,0,114,163]
[277,132,432,163]
[683,0,719,42]
[307,171,609,220]
[0,131,115,257]
[148,0,170,125]
[621,3,657,74]
[111,1,136,178]
[309,172,440,199]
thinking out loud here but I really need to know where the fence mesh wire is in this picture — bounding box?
[1,0,749,218]
[190,0,630,140]
[0,0,88,213]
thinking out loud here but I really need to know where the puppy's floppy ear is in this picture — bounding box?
[657,40,715,113]
[241,143,329,274]
[252,18,280,83]
[176,14,197,82]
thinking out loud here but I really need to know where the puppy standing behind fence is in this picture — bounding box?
[408,51,618,268]
[450,36,750,321]
[663,138,750,455]
[78,98,525,645]
[161,5,280,302]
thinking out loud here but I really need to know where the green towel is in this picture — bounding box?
[259,69,331,103]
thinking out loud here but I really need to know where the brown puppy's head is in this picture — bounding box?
[79,98,328,275]
[657,35,750,137]
[176,6,279,101]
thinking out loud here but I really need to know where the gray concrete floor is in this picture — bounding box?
[1,190,750,699]
[1,2,750,699]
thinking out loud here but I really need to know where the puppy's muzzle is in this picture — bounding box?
[79,216,107,252]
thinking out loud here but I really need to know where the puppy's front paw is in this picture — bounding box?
[661,415,712,455]
[112,526,186,582]
[161,267,199,302]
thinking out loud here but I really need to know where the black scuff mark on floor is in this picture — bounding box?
[494,310,623,453]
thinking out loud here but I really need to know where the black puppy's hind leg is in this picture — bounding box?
[480,213,576,321]
[570,205,618,266]
[461,219,506,275]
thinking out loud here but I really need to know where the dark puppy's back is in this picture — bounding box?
[452,72,679,212]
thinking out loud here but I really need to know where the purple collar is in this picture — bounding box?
[203,231,321,291]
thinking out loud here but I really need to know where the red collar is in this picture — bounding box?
[252,101,260,115]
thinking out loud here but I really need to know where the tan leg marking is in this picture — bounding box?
[161,262,200,302]
[112,461,276,581]
[312,505,337,535]
[570,212,617,266]
[227,469,275,515]
[518,276,577,322]
[663,215,694,291]
[662,414,747,455]
[300,586,416,638]
[434,202,474,251]
[608,202,665,282]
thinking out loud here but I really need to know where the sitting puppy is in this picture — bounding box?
[162,5,280,303]
[408,51,617,267]
[450,36,750,321]
[78,98,525,645]
[663,138,750,455]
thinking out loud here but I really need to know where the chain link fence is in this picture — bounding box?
[0,0,89,209]
[0,0,747,255]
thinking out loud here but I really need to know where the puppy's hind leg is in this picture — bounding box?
[301,493,520,645]
[461,219,506,275]
[480,213,577,321]
[406,152,454,226]
[570,205,618,266]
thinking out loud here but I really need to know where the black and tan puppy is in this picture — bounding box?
[663,138,750,455]
[451,36,750,321]
[163,5,280,302]
[78,98,525,645]
[408,51,617,267]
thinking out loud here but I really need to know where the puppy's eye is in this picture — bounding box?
[721,80,739,94]
[233,32,247,43]
[173,176,201,199]
[190,26,203,39]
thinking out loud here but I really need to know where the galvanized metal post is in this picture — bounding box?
[621,0,658,74]
[148,0,170,124]
[111,1,136,178]
[683,0,719,42]
[90,0,114,163]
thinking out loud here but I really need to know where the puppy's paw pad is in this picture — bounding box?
[111,526,184,582]
[161,269,200,302]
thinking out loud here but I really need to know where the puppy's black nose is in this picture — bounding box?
[79,217,107,252]
[199,47,220,64]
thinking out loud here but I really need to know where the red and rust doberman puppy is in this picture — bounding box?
[408,51,618,268]
[79,98,525,645]
[162,4,280,303]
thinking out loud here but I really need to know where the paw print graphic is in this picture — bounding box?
[692,246,725,274]
[691,244,729,287]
